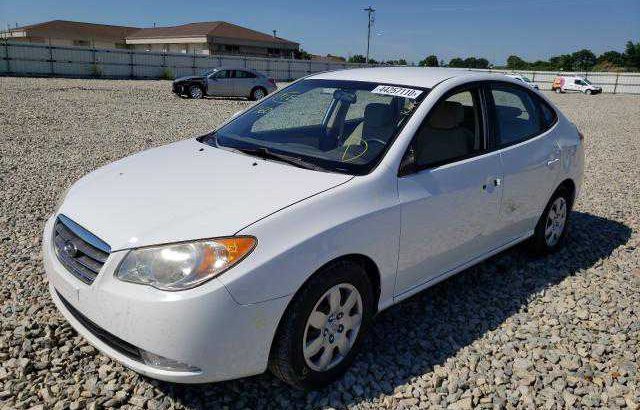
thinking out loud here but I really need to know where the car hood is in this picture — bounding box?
[174,75,203,82]
[59,139,352,251]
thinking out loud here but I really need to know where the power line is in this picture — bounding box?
[363,6,375,64]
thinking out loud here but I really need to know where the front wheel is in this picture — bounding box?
[269,260,374,389]
[188,85,203,99]
[585,89,592,95]
[529,186,571,254]
[555,88,562,94]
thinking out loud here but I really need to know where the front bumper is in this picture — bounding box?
[43,216,289,383]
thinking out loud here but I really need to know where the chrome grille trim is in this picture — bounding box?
[53,215,110,285]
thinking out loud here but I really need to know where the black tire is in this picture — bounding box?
[554,88,562,94]
[585,89,592,95]
[188,85,203,99]
[250,87,267,101]
[269,260,374,389]
[528,186,572,254]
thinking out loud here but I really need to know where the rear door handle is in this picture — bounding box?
[547,158,560,167]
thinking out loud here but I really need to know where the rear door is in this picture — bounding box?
[396,85,503,296]
[487,82,561,242]
[234,70,258,98]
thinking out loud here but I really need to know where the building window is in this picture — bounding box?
[73,40,90,47]
[115,43,130,49]
[267,48,282,56]
[224,44,240,53]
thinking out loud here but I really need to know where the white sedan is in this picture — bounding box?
[44,67,584,389]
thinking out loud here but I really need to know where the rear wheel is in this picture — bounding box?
[189,85,203,99]
[585,89,592,95]
[555,88,562,94]
[250,87,267,101]
[529,186,571,254]
[269,260,374,389]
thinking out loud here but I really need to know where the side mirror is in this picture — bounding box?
[398,148,417,177]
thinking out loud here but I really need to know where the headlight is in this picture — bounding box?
[116,237,256,290]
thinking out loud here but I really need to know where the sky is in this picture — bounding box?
[1,0,638,65]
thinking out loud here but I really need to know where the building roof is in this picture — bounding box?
[310,67,493,88]
[126,21,298,46]
[13,20,139,41]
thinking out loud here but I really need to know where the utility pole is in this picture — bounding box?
[363,6,375,64]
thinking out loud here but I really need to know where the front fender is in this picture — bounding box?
[219,175,400,309]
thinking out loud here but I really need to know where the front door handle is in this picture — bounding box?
[547,158,560,167]
[482,177,502,191]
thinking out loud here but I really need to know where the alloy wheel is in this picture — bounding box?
[302,283,363,372]
[545,197,567,247]
[190,87,203,99]
[254,88,266,99]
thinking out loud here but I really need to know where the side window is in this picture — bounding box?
[412,89,483,168]
[237,71,257,78]
[213,70,229,79]
[538,98,557,129]
[490,84,542,146]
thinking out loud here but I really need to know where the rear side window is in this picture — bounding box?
[490,84,542,146]
[538,98,557,128]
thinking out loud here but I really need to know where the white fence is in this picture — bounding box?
[0,41,368,81]
[1,41,639,94]
[468,68,640,94]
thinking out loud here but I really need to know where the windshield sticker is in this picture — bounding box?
[371,85,423,99]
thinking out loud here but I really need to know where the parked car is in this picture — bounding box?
[506,73,539,89]
[45,68,584,389]
[552,75,602,94]
[172,67,277,100]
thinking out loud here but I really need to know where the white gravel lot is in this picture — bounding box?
[0,77,639,409]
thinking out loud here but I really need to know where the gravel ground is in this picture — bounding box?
[1,77,639,409]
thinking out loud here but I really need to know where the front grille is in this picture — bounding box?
[53,215,110,285]
[56,290,143,361]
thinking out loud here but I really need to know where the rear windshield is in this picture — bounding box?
[202,79,428,174]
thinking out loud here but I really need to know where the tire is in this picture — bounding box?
[585,89,592,95]
[250,87,267,101]
[528,186,572,254]
[269,260,374,389]
[555,88,562,94]
[188,85,203,99]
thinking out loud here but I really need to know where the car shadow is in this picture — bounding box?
[149,211,631,409]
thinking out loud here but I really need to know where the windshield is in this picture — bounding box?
[583,78,592,85]
[203,79,427,174]
[202,69,218,77]
[522,76,532,82]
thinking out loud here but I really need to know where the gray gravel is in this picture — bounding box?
[1,77,639,409]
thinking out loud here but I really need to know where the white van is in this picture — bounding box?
[552,76,602,95]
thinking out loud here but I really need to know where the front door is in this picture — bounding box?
[207,69,235,96]
[396,87,502,296]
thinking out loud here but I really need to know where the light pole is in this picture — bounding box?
[363,6,375,64]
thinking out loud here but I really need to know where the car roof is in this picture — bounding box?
[308,67,491,89]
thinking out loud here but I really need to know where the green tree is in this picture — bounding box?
[448,57,465,67]
[418,55,439,67]
[571,49,597,71]
[295,48,312,60]
[475,58,490,69]
[597,50,625,67]
[507,55,528,70]
[549,54,574,71]
[348,54,367,64]
[624,41,640,70]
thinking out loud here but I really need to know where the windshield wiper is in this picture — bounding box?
[232,146,327,171]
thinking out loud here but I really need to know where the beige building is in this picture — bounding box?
[124,21,299,57]
[1,20,300,58]
[0,20,138,49]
